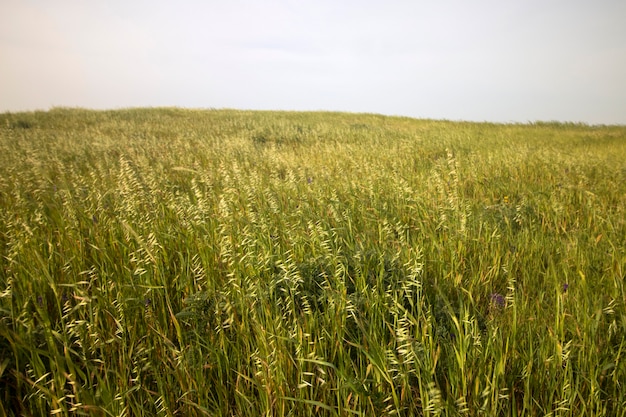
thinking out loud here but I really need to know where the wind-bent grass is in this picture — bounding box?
[0,108,625,416]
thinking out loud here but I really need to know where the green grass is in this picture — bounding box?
[1,107,625,416]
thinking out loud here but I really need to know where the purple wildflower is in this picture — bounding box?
[562,283,569,293]
[490,293,506,309]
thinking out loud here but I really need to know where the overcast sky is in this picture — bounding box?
[1,0,625,124]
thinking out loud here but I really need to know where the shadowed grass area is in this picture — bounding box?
[1,108,625,416]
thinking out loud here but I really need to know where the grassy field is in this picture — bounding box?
[0,108,625,416]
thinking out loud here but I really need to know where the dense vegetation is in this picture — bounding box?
[1,108,625,416]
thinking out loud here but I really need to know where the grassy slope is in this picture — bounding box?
[0,108,625,416]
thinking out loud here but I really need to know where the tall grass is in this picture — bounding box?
[1,108,625,416]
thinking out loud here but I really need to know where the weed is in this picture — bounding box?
[0,108,625,415]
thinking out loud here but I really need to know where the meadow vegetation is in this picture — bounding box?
[0,108,625,416]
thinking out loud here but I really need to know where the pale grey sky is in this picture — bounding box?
[1,0,625,124]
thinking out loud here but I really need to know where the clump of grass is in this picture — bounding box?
[0,108,625,415]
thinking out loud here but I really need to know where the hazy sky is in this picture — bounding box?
[1,0,625,124]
